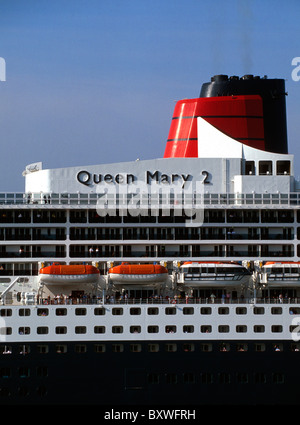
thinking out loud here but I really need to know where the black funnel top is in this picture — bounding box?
[200,74,288,154]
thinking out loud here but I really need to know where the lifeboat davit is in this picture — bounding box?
[108,263,168,285]
[39,264,100,285]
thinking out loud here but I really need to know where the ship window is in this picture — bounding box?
[75,344,87,353]
[147,307,159,315]
[236,343,248,351]
[166,325,176,333]
[183,325,194,333]
[112,326,123,334]
[130,308,141,315]
[75,326,86,334]
[271,325,283,333]
[19,345,30,355]
[37,345,49,354]
[94,326,105,334]
[112,344,124,352]
[0,345,12,354]
[245,161,255,175]
[201,325,211,333]
[0,327,12,335]
[56,344,67,353]
[254,325,265,333]
[273,344,283,351]
[55,326,67,334]
[182,343,194,352]
[253,307,265,314]
[94,307,106,315]
[75,308,86,316]
[259,160,272,175]
[214,336,227,349]
[236,307,247,315]
[37,308,48,316]
[37,327,48,335]
[165,307,176,315]
[130,344,142,352]
[56,308,67,316]
[271,307,282,315]
[148,344,159,352]
[94,344,106,353]
[218,307,229,315]
[130,326,141,334]
[0,309,12,317]
[290,307,300,314]
[236,325,247,333]
[254,343,266,352]
[19,309,30,316]
[276,160,290,175]
[148,326,159,333]
[290,343,300,351]
[165,343,177,352]
[200,307,211,315]
[183,307,194,315]
[200,343,212,352]
[219,325,229,333]
[112,308,123,315]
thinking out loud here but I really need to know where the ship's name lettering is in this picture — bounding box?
[146,170,190,188]
[77,170,208,187]
[77,171,135,186]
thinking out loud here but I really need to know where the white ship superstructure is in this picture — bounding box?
[0,74,300,406]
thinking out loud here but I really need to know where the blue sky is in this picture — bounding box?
[0,0,300,191]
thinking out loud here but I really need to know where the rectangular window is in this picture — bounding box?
[19,309,30,316]
[112,326,123,334]
[94,326,105,334]
[37,327,49,335]
[75,326,86,334]
[130,308,141,315]
[148,326,159,333]
[37,308,48,316]
[94,308,106,316]
[165,307,176,315]
[148,307,159,315]
[130,326,141,334]
[112,344,124,352]
[183,307,194,315]
[183,325,194,333]
[55,326,67,334]
[112,308,123,316]
[75,308,86,316]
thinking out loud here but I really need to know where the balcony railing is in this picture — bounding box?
[1,192,300,207]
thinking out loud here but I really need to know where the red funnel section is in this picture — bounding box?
[164,95,265,158]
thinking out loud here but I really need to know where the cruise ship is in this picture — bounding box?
[1,73,300,406]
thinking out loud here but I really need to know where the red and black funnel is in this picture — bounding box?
[164,74,288,158]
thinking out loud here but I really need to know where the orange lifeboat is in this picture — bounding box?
[108,263,168,285]
[39,263,100,285]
